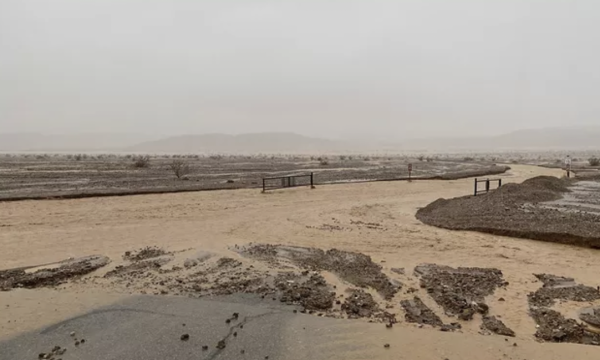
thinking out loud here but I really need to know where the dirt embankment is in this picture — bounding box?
[416,176,600,249]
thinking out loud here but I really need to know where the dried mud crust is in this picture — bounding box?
[528,273,600,308]
[481,316,515,337]
[0,255,109,291]
[417,176,600,249]
[239,245,400,300]
[530,308,600,345]
[414,264,506,320]
[123,247,169,261]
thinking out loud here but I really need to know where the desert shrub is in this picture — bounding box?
[589,157,600,166]
[339,155,347,161]
[363,157,371,161]
[463,156,475,162]
[417,155,425,162]
[426,157,433,162]
[319,158,329,166]
[132,155,151,168]
[74,154,83,161]
[170,159,191,179]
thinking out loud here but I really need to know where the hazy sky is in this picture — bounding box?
[1,0,599,140]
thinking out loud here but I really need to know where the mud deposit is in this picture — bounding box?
[417,176,600,248]
[414,264,505,320]
[481,316,515,337]
[240,245,400,299]
[0,256,109,291]
[530,308,600,345]
[580,308,600,328]
[528,274,600,308]
[276,273,335,311]
[400,297,443,326]
[342,289,395,322]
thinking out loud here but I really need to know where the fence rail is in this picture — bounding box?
[262,173,315,192]
[474,178,502,196]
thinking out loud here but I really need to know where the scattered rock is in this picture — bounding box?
[217,340,226,349]
[180,334,189,341]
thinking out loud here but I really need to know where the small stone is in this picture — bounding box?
[180,334,190,341]
[513,343,518,347]
[70,331,76,337]
[293,310,297,314]
[226,319,231,324]
[232,312,239,320]
[384,344,390,348]
[234,332,238,337]
[217,340,226,349]
[241,350,245,354]
[38,354,46,359]
[240,325,244,329]
[202,345,209,351]
[80,339,85,344]
[75,341,80,346]
[499,298,506,302]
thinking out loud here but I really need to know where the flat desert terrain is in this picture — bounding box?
[2,164,600,359]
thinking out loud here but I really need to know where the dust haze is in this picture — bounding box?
[1,1,600,149]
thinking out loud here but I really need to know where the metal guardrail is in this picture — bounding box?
[474,178,502,196]
[262,173,315,192]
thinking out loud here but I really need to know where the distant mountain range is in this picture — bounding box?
[1,126,599,153]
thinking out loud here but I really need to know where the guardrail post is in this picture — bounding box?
[262,178,265,193]
[311,172,315,189]
[486,179,490,193]
[498,179,502,188]
[474,178,478,196]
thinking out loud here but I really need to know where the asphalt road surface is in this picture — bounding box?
[0,295,311,360]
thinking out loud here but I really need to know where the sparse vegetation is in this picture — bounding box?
[133,155,151,168]
[417,156,425,162]
[170,159,191,179]
[318,157,329,166]
[589,157,600,166]
[463,156,475,162]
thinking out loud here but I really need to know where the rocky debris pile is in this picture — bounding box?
[400,296,443,326]
[414,264,505,320]
[0,255,109,291]
[240,244,400,299]
[417,177,600,249]
[342,289,395,323]
[528,273,600,308]
[275,273,335,311]
[104,259,166,278]
[481,316,515,337]
[123,246,168,261]
[530,308,600,345]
